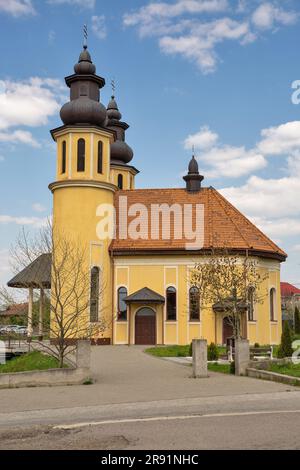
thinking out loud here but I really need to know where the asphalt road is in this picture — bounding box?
[0,391,300,449]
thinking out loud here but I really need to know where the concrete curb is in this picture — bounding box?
[247,368,300,386]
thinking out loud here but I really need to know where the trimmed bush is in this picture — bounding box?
[278,321,293,358]
[189,342,193,356]
[207,342,219,361]
[230,361,235,375]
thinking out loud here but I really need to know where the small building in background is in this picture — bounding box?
[281,282,300,328]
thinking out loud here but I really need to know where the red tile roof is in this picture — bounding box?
[0,303,28,317]
[281,282,300,297]
[110,187,287,261]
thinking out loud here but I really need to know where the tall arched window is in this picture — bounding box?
[90,267,100,322]
[189,286,200,321]
[248,286,255,322]
[97,141,103,174]
[118,174,123,190]
[270,288,276,321]
[61,140,66,174]
[118,287,128,321]
[77,138,85,172]
[166,287,177,321]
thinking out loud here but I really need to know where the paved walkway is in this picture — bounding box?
[0,346,297,415]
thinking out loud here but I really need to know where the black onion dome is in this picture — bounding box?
[188,155,199,174]
[60,98,107,126]
[107,96,122,121]
[110,141,134,164]
[59,45,107,127]
[74,46,96,75]
[106,94,134,164]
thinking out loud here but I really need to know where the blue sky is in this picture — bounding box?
[0,0,300,288]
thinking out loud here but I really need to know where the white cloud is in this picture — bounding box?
[250,216,300,239]
[0,130,40,147]
[32,203,46,213]
[0,0,35,16]
[258,121,300,156]
[48,0,95,8]
[292,244,300,252]
[252,2,297,30]
[184,125,267,177]
[124,1,298,73]
[0,155,4,161]
[0,215,47,227]
[124,0,228,27]
[202,146,267,178]
[184,125,218,150]
[92,15,107,40]
[0,78,61,132]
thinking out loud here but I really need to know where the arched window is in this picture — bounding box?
[248,286,255,322]
[77,138,85,172]
[118,174,123,190]
[61,140,66,174]
[166,287,177,321]
[118,287,127,321]
[97,141,103,174]
[90,267,100,322]
[189,286,200,321]
[270,288,276,321]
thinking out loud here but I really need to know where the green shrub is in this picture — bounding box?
[295,307,300,335]
[207,342,219,361]
[254,342,260,348]
[230,361,235,375]
[189,342,193,356]
[278,321,293,358]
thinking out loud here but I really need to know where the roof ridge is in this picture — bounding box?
[212,188,286,256]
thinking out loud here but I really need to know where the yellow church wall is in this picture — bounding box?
[110,167,135,190]
[55,128,113,184]
[113,256,283,346]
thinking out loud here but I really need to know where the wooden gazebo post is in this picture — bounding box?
[39,288,44,340]
[28,286,33,339]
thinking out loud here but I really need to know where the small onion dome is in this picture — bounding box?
[107,96,122,121]
[60,97,107,126]
[74,46,96,75]
[110,140,134,164]
[188,155,199,174]
[183,155,204,192]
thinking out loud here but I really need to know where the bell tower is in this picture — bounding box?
[49,42,117,341]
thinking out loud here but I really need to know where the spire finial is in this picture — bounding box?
[111,78,116,98]
[83,24,88,49]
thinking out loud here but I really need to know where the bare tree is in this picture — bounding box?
[190,249,268,339]
[7,221,113,367]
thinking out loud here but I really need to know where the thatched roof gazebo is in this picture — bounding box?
[7,253,51,339]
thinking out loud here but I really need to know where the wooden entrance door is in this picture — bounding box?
[135,308,156,345]
[222,317,234,345]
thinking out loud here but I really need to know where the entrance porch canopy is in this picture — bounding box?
[124,287,165,305]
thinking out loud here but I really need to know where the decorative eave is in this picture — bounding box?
[107,119,129,131]
[65,73,105,89]
[49,179,118,194]
[110,162,140,175]
[109,247,287,262]
[50,124,117,142]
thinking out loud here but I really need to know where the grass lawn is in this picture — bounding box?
[145,345,227,358]
[145,345,190,357]
[208,362,231,374]
[0,351,66,374]
[266,362,300,378]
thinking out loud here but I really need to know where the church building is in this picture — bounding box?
[9,43,287,347]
